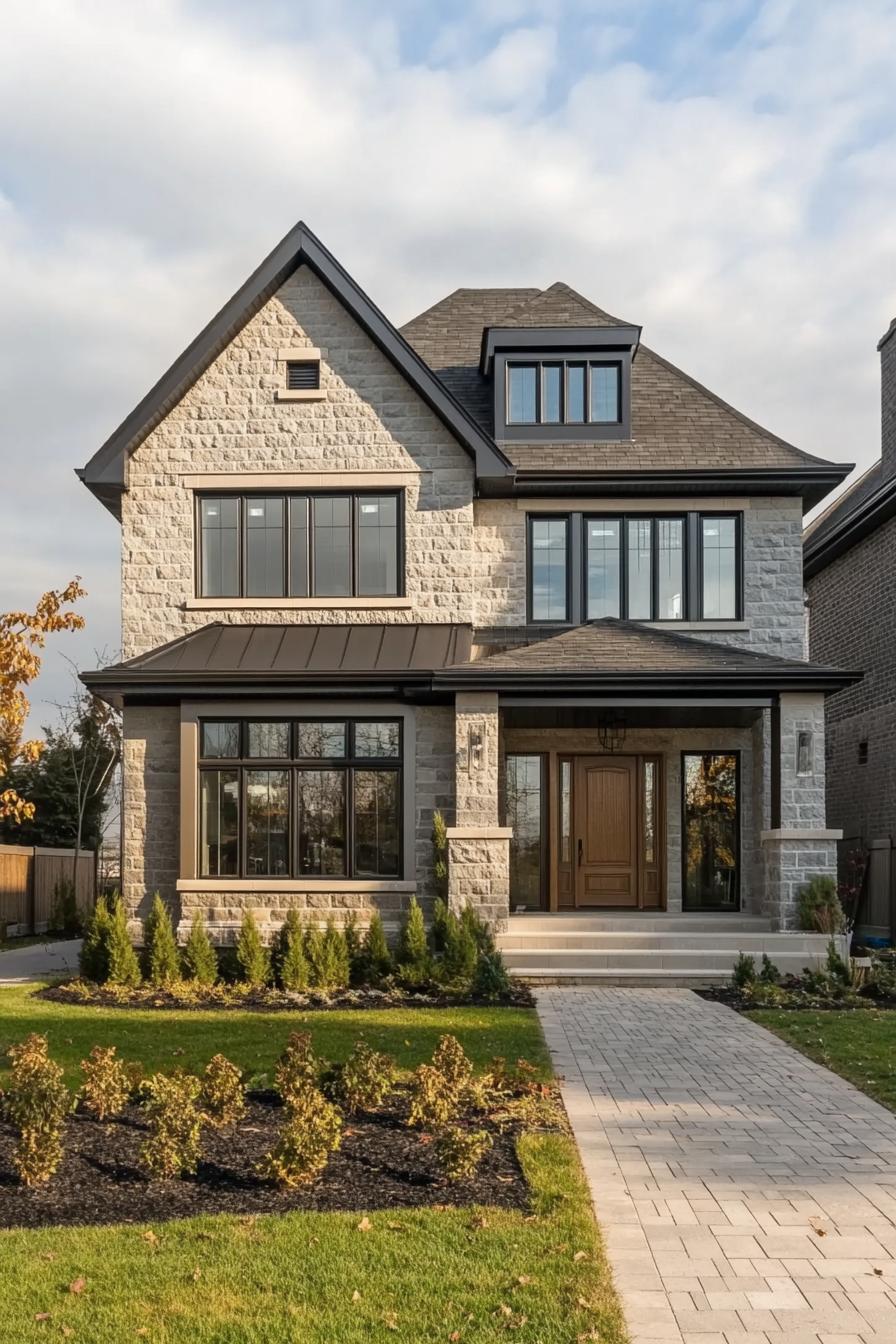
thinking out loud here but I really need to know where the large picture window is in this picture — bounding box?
[682,752,739,911]
[197,492,402,600]
[198,718,402,879]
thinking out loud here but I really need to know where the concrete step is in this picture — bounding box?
[504,913,773,933]
[501,936,839,985]
[513,969,741,987]
[497,932,827,953]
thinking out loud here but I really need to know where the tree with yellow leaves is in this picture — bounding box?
[0,580,86,824]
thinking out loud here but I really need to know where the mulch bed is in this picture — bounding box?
[37,982,534,1013]
[698,985,896,1013]
[0,1089,534,1231]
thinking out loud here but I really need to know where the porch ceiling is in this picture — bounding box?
[501,703,765,730]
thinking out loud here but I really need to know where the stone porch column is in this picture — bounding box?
[446,692,512,929]
[761,692,841,929]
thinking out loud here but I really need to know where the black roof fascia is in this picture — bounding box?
[804,472,896,578]
[480,325,641,374]
[433,666,862,696]
[478,465,854,511]
[77,222,513,517]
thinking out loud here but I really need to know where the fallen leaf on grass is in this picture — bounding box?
[40,1252,57,1263]
[192,1268,201,1282]
[384,1311,398,1330]
[515,1275,533,1286]
[352,1290,362,1302]
[577,1331,601,1341]
[387,1221,405,1231]
[573,1251,589,1263]
[449,1333,461,1342]
[61,1328,74,1339]
[469,1215,489,1229]
[68,1279,86,1296]
[357,1217,373,1232]
[142,1231,159,1249]
[34,1315,51,1323]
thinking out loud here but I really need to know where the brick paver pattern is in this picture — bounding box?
[536,988,896,1344]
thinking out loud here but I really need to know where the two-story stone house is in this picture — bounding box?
[79,223,858,981]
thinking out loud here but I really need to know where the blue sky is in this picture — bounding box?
[0,0,894,722]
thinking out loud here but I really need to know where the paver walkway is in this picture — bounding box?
[0,938,82,984]
[537,988,896,1344]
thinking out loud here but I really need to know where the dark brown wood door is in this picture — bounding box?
[573,756,639,908]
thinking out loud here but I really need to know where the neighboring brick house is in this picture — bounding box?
[805,317,896,884]
[78,222,858,978]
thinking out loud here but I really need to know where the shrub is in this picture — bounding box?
[397,896,428,973]
[275,1032,320,1107]
[731,952,757,989]
[303,923,328,987]
[361,912,392,981]
[80,896,113,982]
[432,1125,492,1182]
[79,1045,131,1120]
[106,895,141,987]
[432,809,448,899]
[430,896,449,954]
[200,1054,245,1129]
[2,1034,73,1186]
[439,911,478,982]
[343,911,364,985]
[51,878,82,935]
[798,875,845,934]
[277,911,309,991]
[407,1063,458,1130]
[236,911,271,987]
[140,1070,205,1179]
[759,953,781,985]
[142,893,180,986]
[472,948,511,1001]
[337,1042,396,1113]
[460,904,495,954]
[432,1034,473,1092]
[826,937,850,985]
[323,919,351,989]
[182,912,218,986]
[870,952,896,998]
[258,1085,342,1188]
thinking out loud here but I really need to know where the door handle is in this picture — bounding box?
[577,838,583,867]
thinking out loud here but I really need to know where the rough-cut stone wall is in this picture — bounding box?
[122,706,180,933]
[778,692,827,829]
[454,693,500,827]
[446,836,510,928]
[808,514,896,845]
[121,265,476,658]
[763,836,839,931]
[473,497,806,658]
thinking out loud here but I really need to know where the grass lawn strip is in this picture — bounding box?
[748,1007,896,1113]
[0,985,627,1344]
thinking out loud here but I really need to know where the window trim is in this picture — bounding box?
[697,512,743,621]
[195,490,405,601]
[526,513,572,625]
[496,348,632,443]
[680,750,741,913]
[197,716,404,881]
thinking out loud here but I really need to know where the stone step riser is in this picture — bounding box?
[504,916,772,933]
[502,949,831,973]
[498,933,831,952]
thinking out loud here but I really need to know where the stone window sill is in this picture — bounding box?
[275,389,327,402]
[184,597,414,611]
[177,879,417,894]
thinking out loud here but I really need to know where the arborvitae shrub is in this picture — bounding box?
[106,896,141,987]
[79,1045,131,1120]
[430,896,449,954]
[432,809,448,898]
[80,896,113,982]
[182,912,218,986]
[397,896,428,972]
[236,911,271,987]
[278,912,309,991]
[2,1034,73,1186]
[759,953,781,985]
[432,1034,473,1092]
[200,1054,245,1128]
[140,1070,205,1179]
[258,1085,342,1188]
[275,1032,320,1107]
[322,919,350,989]
[337,1042,396,1113]
[407,1063,457,1130]
[143,893,180,986]
[472,948,511,1001]
[343,911,364,985]
[439,911,477,983]
[303,923,328,988]
[797,875,845,933]
[460,904,495,954]
[433,1126,492,1182]
[732,952,757,989]
[361,912,392,981]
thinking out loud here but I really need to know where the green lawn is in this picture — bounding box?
[0,985,626,1344]
[749,1007,896,1113]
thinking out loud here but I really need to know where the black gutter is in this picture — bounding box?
[804,471,896,578]
[435,667,862,695]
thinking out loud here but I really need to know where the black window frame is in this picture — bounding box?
[526,510,743,626]
[505,357,623,429]
[195,490,405,600]
[197,716,404,880]
[680,750,741,913]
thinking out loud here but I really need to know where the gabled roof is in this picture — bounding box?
[803,460,896,578]
[77,223,513,515]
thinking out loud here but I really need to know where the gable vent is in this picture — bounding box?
[286,360,320,391]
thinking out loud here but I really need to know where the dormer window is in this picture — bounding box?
[506,360,621,427]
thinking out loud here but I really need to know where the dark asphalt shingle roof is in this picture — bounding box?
[804,461,883,550]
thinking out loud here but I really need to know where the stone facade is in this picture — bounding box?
[121,706,179,935]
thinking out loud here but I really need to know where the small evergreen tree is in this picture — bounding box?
[80,895,113,982]
[304,923,328,988]
[51,878,82,935]
[460,904,495,953]
[236,911,271,987]
[280,912,310,992]
[472,948,511,1001]
[182,911,218,986]
[106,895,141,987]
[273,909,301,984]
[397,896,428,971]
[432,809,448,898]
[343,911,364,985]
[143,893,180,986]
[430,896,450,954]
[322,918,350,989]
[439,910,477,983]
[361,912,392,982]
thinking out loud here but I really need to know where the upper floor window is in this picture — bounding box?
[527,512,741,624]
[507,360,621,427]
[197,492,402,600]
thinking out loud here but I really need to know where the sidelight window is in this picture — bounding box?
[504,754,545,910]
[682,752,739,910]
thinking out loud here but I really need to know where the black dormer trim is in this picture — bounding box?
[480,324,641,375]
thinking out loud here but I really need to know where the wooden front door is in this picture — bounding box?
[573,756,639,908]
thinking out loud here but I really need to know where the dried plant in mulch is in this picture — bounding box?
[258,1084,342,1188]
[333,1042,397,1114]
[200,1054,245,1129]
[1,1034,74,1186]
[79,1045,134,1121]
[37,980,534,1013]
[139,1071,205,1180]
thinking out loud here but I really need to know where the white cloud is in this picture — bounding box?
[0,0,894,718]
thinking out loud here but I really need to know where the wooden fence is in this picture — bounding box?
[0,846,96,936]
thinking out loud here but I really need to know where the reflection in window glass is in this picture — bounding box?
[590,365,620,422]
[296,722,347,759]
[542,365,562,423]
[246,722,290,758]
[586,519,621,618]
[357,495,398,596]
[560,759,572,865]
[296,770,346,875]
[199,770,239,876]
[643,760,656,865]
[627,519,653,620]
[566,364,585,422]
[657,517,684,619]
[354,721,400,758]
[201,722,240,758]
[312,496,352,596]
[289,496,309,596]
[508,365,537,423]
[702,517,737,618]
[354,770,400,876]
[245,496,285,597]
[505,755,543,910]
[246,770,289,876]
[531,518,568,622]
[200,497,240,598]
[683,753,738,910]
